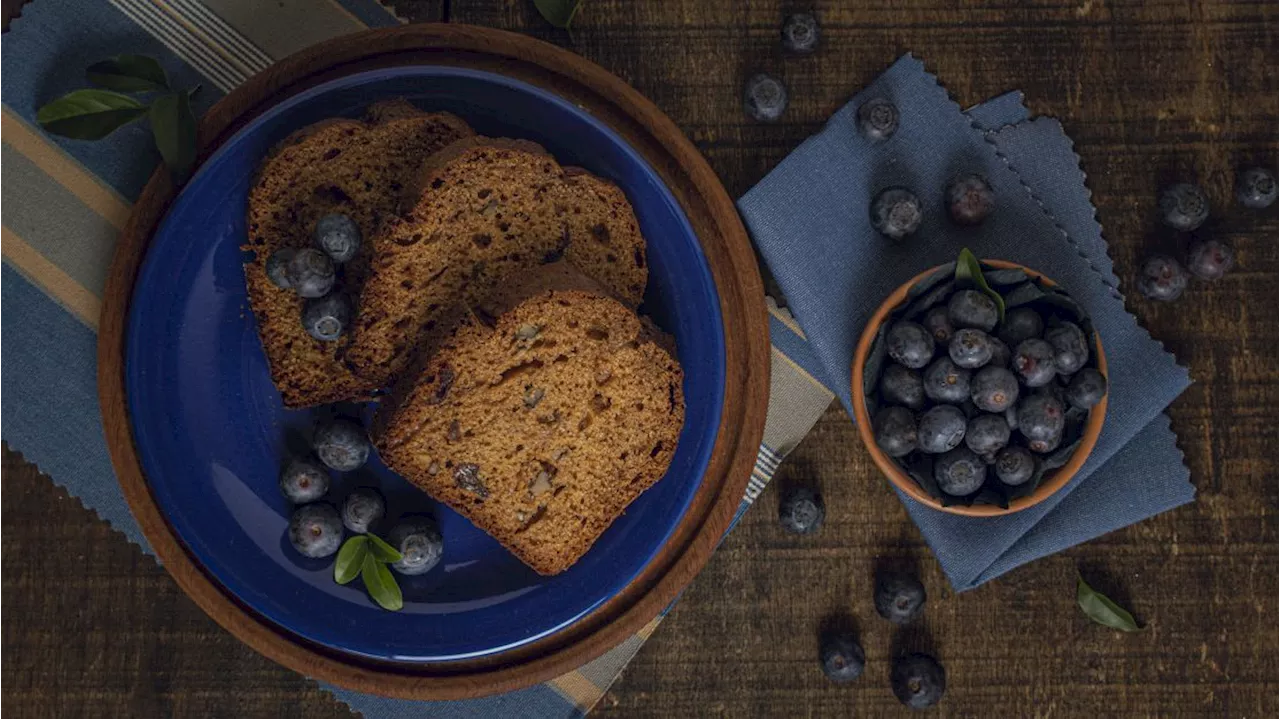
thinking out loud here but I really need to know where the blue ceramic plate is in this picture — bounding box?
[125,67,725,662]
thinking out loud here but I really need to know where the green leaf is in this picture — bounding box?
[361,554,403,611]
[365,532,403,564]
[334,536,369,585]
[1077,575,1142,632]
[86,54,169,93]
[533,0,585,28]
[149,91,198,180]
[36,89,147,140]
[954,247,1006,323]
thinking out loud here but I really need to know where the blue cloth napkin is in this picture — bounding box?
[738,55,1195,590]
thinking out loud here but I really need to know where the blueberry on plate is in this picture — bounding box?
[265,248,297,289]
[341,487,386,534]
[998,306,1044,347]
[1018,393,1066,452]
[964,413,1010,456]
[1185,239,1235,281]
[1065,368,1108,410]
[819,629,865,683]
[1137,254,1188,302]
[922,305,954,344]
[886,321,936,369]
[870,187,923,239]
[1044,320,1089,375]
[302,292,352,342]
[314,417,371,472]
[779,484,825,534]
[922,357,972,404]
[279,457,331,504]
[874,571,927,624]
[995,445,1036,486]
[288,503,343,559]
[1013,338,1058,387]
[880,364,926,410]
[945,173,995,225]
[857,98,899,142]
[947,289,998,332]
[1158,182,1209,232]
[387,516,444,575]
[287,248,336,299]
[948,328,994,369]
[934,446,986,496]
[917,405,967,454]
[1236,167,1277,209]
[744,73,788,123]
[891,653,947,710]
[780,12,820,54]
[314,213,361,263]
[874,406,918,458]
[971,365,1020,413]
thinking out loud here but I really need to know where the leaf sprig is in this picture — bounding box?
[36,54,200,180]
[533,0,585,30]
[335,533,404,611]
[955,247,1006,323]
[1076,574,1142,632]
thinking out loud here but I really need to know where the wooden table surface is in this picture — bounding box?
[3,1,1277,717]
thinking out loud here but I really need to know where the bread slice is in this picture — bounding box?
[342,137,650,390]
[243,101,474,407]
[373,288,684,576]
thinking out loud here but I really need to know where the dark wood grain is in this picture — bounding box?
[4,0,1278,717]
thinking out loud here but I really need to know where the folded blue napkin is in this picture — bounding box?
[739,55,1195,590]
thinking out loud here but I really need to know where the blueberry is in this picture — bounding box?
[1159,182,1209,232]
[1137,254,1189,302]
[1044,320,1089,375]
[1237,167,1277,209]
[341,487,386,534]
[1018,394,1065,452]
[891,653,947,710]
[287,503,343,558]
[265,248,297,289]
[947,290,998,332]
[874,571,927,624]
[387,517,444,575]
[819,630,865,683]
[279,458,331,504]
[971,366,1020,413]
[922,306,954,344]
[917,405,967,454]
[880,364,925,410]
[922,357,972,404]
[948,328,994,369]
[1065,368,1108,410]
[314,417,371,471]
[886,321,936,369]
[1013,338,1058,387]
[780,12,820,54]
[988,336,1011,369]
[288,248,336,299]
[870,187,923,240]
[778,485,825,535]
[857,98,899,142]
[874,406,918,458]
[1185,239,1235,281]
[998,307,1044,347]
[302,293,352,342]
[934,446,986,495]
[314,213,361,263]
[945,173,995,225]
[995,445,1036,486]
[744,73,788,123]
[964,413,1011,456]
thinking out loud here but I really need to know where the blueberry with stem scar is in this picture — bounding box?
[923,357,972,404]
[1137,254,1189,302]
[934,446,986,496]
[949,328,994,369]
[870,187,923,239]
[995,445,1036,486]
[917,405,967,454]
[945,173,995,225]
[971,366,1020,413]
[1185,239,1235,281]
[1159,182,1209,232]
[886,321,936,369]
[1237,167,1277,209]
[857,98,899,142]
[744,73,788,123]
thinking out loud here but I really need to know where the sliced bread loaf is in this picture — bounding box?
[243,102,473,407]
[373,288,684,576]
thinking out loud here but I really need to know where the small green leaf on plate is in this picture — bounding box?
[86,54,170,93]
[954,247,1006,323]
[1077,575,1141,632]
[36,89,147,140]
[334,536,368,585]
[365,532,403,564]
[149,91,198,180]
[362,554,404,611]
[533,0,585,28]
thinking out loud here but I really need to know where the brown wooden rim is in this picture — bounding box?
[850,259,1108,517]
[97,24,769,700]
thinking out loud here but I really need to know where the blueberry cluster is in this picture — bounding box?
[866,260,1108,508]
[265,213,360,341]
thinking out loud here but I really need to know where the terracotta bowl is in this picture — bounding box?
[851,259,1108,517]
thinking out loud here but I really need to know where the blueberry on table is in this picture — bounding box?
[314,213,361,263]
[874,406,919,458]
[922,305,954,344]
[1018,393,1066,452]
[279,458,331,504]
[1044,320,1089,375]
[922,357,972,404]
[945,173,996,225]
[302,293,352,342]
[778,485,826,535]
[287,248,336,299]
[265,248,297,289]
[891,653,947,710]
[1013,338,1058,387]
[948,328,994,369]
[1065,368,1108,410]
[1137,254,1189,302]
[917,404,967,454]
[743,73,788,123]
[886,321,936,369]
[947,289,998,332]
[387,517,444,576]
[1236,167,1277,209]
[874,571,927,624]
[998,306,1044,347]
[819,630,865,683]
[1185,239,1235,281]
[1158,182,1209,232]
[995,445,1036,486]
[971,365,1020,413]
[870,187,923,239]
[288,503,343,559]
[780,12,820,54]
[934,446,986,496]
[341,487,386,534]
[880,364,926,410]
[314,417,371,472]
[857,97,900,142]
[964,413,1011,456]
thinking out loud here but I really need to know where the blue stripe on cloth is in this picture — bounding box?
[332,0,403,28]
[324,682,580,719]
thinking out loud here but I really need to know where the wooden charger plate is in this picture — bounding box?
[97,24,769,699]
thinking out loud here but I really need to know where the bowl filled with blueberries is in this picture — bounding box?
[851,249,1109,516]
